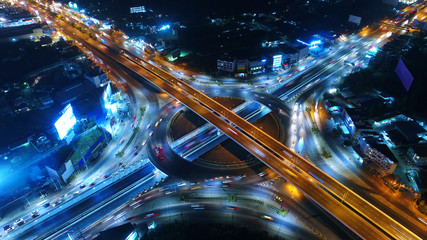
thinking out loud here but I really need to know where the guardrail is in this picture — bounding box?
[170,101,254,149]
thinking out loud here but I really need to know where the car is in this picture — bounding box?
[155,121,160,127]
[226,206,240,210]
[14,219,25,227]
[141,140,147,146]
[133,151,139,156]
[407,172,415,182]
[149,131,153,136]
[261,215,274,221]
[52,200,63,207]
[130,123,134,128]
[146,124,151,129]
[144,213,157,218]
[2,225,13,233]
[89,182,96,187]
[275,196,283,202]
[103,174,110,179]
[158,155,164,160]
[43,202,51,208]
[74,191,80,196]
[80,184,86,189]
[120,140,125,144]
[133,145,138,151]
[31,210,40,219]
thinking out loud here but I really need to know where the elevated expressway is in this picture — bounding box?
[31,2,423,239]
[84,33,421,240]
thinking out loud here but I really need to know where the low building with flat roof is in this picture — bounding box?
[407,144,427,166]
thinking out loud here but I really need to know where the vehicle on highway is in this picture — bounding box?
[149,131,153,136]
[89,182,96,187]
[407,172,415,182]
[133,151,139,156]
[31,210,40,219]
[144,213,157,218]
[2,225,13,233]
[261,215,274,221]
[52,200,63,207]
[120,139,125,144]
[14,218,25,227]
[226,206,240,210]
[146,124,151,129]
[80,184,86,189]
[133,145,138,151]
[141,140,147,146]
[43,202,51,208]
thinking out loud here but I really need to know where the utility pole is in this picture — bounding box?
[80,151,88,170]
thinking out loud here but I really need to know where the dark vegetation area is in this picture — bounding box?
[341,33,427,120]
[0,38,78,84]
[142,222,282,240]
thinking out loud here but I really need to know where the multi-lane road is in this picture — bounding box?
[49,11,421,240]
[14,1,427,239]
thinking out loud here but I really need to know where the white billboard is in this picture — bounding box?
[54,104,77,139]
[348,15,362,25]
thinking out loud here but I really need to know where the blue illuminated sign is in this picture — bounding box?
[310,40,321,45]
[159,24,170,31]
[273,55,282,68]
[54,104,77,140]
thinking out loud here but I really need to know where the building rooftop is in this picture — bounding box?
[410,144,427,158]
[369,142,398,163]
[94,223,136,240]
[393,121,427,142]
[0,23,41,39]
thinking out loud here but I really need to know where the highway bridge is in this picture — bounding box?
[27,1,425,239]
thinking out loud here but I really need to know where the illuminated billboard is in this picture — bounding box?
[348,15,362,25]
[273,55,282,68]
[395,58,414,92]
[54,104,77,139]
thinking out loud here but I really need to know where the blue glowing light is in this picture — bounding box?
[297,39,310,46]
[125,231,138,240]
[310,40,321,45]
[54,104,77,139]
[159,24,170,31]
